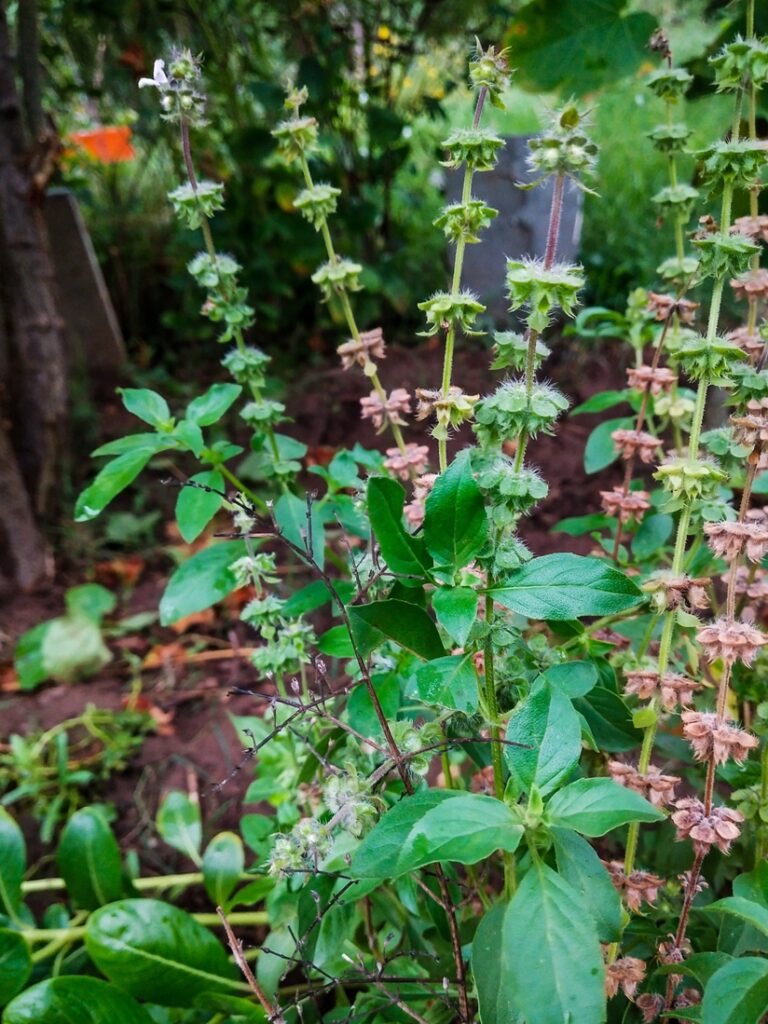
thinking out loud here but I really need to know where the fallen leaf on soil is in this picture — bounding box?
[169,608,216,634]
[94,555,145,588]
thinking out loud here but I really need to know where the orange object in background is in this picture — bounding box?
[68,125,135,163]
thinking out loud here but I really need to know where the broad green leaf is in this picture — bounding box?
[41,614,111,684]
[501,862,604,1024]
[415,654,478,713]
[0,928,31,1004]
[158,541,246,626]
[274,492,325,570]
[552,513,612,536]
[185,383,242,426]
[13,621,51,691]
[84,899,241,1007]
[203,832,244,906]
[347,674,401,741]
[656,952,733,988]
[490,553,641,620]
[282,579,354,617]
[156,791,202,866]
[351,790,522,878]
[367,477,432,577]
[583,417,632,474]
[473,903,517,1024]
[172,420,205,456]
[574,685,641,752]
[541,661,598,698]
[633,512,673,560]
[733,863,768,906]
[551,827,621,942]
[91,432,172,458]
[57,807,125,910]
[545,777,664,836]
[119,388,172,428]
[348,600,444,661]
[702,957,768,1024]
[510,0,657,95]
[175,470,224,543]
[423,450,487,569]
[3,976,154,1023]
[64,584,116,622]
[505,685,581,796]
[317,625,355,658]
[194,992,266,1021]
[0,809,25,924]
[705,896,768,938]
[572,389,631,415]
[432,586,478,647]
[75,449,156,522]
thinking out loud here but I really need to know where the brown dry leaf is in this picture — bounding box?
[142,641,187,670]
[0,665,19,692]
[124,693,176,736]
[94,554,145,588]
[169,608,216,634]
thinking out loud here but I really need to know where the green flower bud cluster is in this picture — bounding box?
[325,766,378,838]
[506,259,584,332]
[654,456,726,506]
[651,184,700,223]
[419,387,479,441]
[201,285,255,342]
[473,379,568,447]
[272,92,319,161]
[646,123,692,155]
[268,818,330,877]
[417,290,486,336]
[222,346,270,389]
[440,127,505,172]
[241,397,286,429]
[294,183,342,229]
[711,36,768,92]
[490,331,550,372]
[469,42,510,109]
[250,617,316,676]
[434,199,498,244]
[698,140,767,193]
[168,181,224,229]
[473,450,548,523]
[657,255,699,285]
[646,67,693,103]
[311,258,363,301]
[490,532,533,573]
[693,232,759,280]
[188,252,241,289]
[230,552,279,589]
[526,105,597,183]
[671,334,746,385]
[390,721,443,777]
[140,49,207,126]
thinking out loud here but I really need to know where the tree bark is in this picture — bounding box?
[0,0,66,588]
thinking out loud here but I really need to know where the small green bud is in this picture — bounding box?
[417,290,486,336]
[646,66,693,102]
[654,456,726,501]
[671,334,747,385]
[311,257,363,301]
[293,182,341,228]
[272,115,318,161]
[440,127,505,171]
[711,36,768,92]
[469,41,510,108]
[693,232,760,281]
[646,123,692,154]
[490,331,550,372]
[168,181,224,229]
[474,379,569,448]
[698,140,768,194]
[434,199,498,244]
[506,258,584,330]
[651,184,699,223]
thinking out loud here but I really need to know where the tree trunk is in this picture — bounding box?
[0,0,67,589]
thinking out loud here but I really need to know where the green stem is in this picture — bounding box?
[22,910,269,946]
[757,742,768,865]
[218,464,267,512]
[483,592,504,802]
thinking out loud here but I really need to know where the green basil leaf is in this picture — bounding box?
[203,832,244,907]
[490,553,641,620]
[702,957,768,1024]
[119,388,172,428]
[156,791,202,866]
[75,449,156,522]
[705,896,768,937]
[317,625,355,658]
[0,928,31,1004]
[574,685,642,752]
[175,471,224,543]
[632,512,674,560]
[367,477,432,577]
[64,584,116,622]
[351,790,522,878]
[3,976,154,1023]
[91,433,173,458]
[84,899,242,1007]
[347,675,401,741]
[13,622,52,692]
[545,777,664,836]
[505,685,581,796]
[432,586,479,647]
[584,416,632,474]
[552,513,612,536]
[541,661,598,698]
[57,807,126,910]
[158,541,246,626]
[423,450,487,569]
[415,654,478,713]
[274,492,325,570]
[0,809,25,924]
[551,827,621,942]
[499,862,604,1024]
[572,389,631,415]
[473,903,517,1024]
[185,383,242,426]
[348,600,444,661]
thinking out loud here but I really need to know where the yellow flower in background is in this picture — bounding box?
[377,25,390,40]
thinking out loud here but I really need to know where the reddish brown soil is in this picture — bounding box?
[0,337,627,863]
